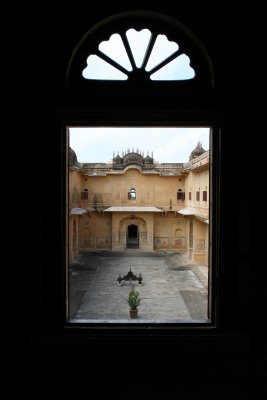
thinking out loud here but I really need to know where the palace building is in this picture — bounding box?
[68,141,209,264]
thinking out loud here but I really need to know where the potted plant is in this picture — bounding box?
[127,287,141,319]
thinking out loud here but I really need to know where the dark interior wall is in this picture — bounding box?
[2,2,267,399]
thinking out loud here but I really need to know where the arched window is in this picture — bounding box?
[128,188,136,200]
[64,10,219,329]
[67,11,213,89]
[81,188,88,200]
[177,189,185,200]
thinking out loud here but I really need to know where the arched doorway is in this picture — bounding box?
[127,224,139,249]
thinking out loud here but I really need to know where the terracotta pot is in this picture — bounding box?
[129,309,138,319]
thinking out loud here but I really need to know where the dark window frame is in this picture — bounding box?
[81,189,89,200]
[61,10,221,333]
[63,119,220,333]
[177,189,185,200]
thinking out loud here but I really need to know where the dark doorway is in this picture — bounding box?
[127,224,139,249]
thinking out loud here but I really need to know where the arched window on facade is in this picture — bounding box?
[64,10,220,329]
[128,188,136,200]
[177,189,185,200]
[81,188,88,200]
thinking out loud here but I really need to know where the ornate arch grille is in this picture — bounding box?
[81,28,196,82]
[66,10,214,93]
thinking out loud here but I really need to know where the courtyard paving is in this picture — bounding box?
[69,251,209,323]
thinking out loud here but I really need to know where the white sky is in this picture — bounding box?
[69,127,210,164]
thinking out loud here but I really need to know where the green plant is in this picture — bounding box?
[127,288,141,310]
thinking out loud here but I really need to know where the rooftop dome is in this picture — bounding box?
[123,152,144,166]
[113,154,123,162]
[144,154,154,163]
[189,141,206,160]
[69,147,79,166]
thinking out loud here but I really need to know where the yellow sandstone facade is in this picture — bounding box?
[68,142,209,264]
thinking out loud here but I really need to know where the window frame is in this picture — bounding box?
[177,189,185,201]
[81,189,89,200]
[61,10,220,333]
[61,114,221,333]
[128,187,137,200]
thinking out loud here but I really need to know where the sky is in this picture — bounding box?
[69,127,210,164]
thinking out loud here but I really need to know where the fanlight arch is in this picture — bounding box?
[67,10,214,91]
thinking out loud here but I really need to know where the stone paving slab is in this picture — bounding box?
[69,251,208,322]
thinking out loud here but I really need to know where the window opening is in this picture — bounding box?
[64,10,217,328]
[67,127,212,323]
[128,188,136,200]
[177,189,185,200]
[82,28,195,81]
[81,188,88,200]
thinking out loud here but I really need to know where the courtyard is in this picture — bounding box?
[69,251,208,323]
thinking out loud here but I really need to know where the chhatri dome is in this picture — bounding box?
[112,149,154,168]
[69,147,79,167]
[189,141,206,160]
